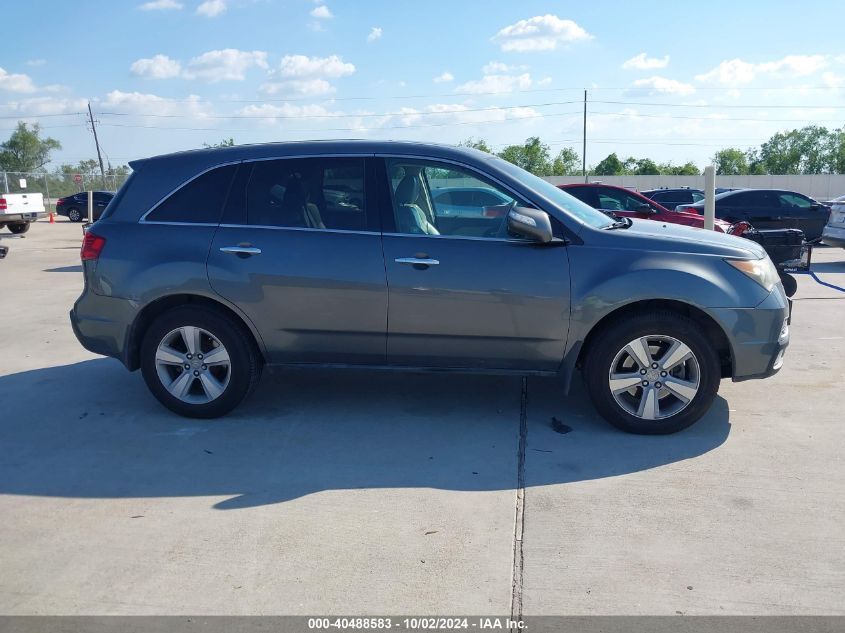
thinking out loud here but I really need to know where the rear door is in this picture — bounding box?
[207,157,388,365]
[777,192,828,239]
[379,157,570,371]
[719,191,781,230]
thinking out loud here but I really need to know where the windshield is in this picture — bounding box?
[489,157,614,229]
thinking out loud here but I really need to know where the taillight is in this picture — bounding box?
[81,232,106,261]
[0,198,6,210]
[56,198,65,206]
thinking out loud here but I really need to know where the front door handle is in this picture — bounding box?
[395,257,439,266]
[220,245,262,257]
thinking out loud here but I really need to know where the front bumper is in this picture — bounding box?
[822,224,845,248]
[709,285,790,382]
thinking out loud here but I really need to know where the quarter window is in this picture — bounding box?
[779,193,812,208]
[385,159,522,238]
[245,158,366,231]
[145,164,237,224]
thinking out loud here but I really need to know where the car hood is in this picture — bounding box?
[598,218,767,259]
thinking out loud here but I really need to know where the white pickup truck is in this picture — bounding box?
[0,192,46,234]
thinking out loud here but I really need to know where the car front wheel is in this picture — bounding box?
[140,306,262,418]
[584,311,721,434]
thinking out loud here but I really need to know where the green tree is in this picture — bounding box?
[550,147,581,176]
[660,161,700,175]
[202,137,235,149]
[712,148,749,175]
[632,158,660,175]
[0,122,61,172]
[496,136,552,175]
[592,152,626,176]
[458,137,492,154]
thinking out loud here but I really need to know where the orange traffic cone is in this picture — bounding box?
[49,212,55,224]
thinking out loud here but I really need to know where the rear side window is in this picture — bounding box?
[145,164,237,224]
[245,158,366,231]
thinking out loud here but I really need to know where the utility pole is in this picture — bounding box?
[582,89,587,182]
[87,102,107,189]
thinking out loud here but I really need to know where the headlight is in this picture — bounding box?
[725,257,780,292]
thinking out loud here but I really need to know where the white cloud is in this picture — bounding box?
[622,52,669,70]
[481,61,527,74]
[138,0,183,9]
[367,26,382,42]
[822,72,844,89]
[433,71,454,84]
[98,90,212,120]
[696,55,828,85]
[456,73,534,94]
[310,4,332,18]
[396,103,540,127]
[196,0,226,17]
[0,96,87,118]
[260,78,335,96]
[276,54,355,78]
[0,67,37,93]
[631,76,695,95]
[26,59,46,67]
[182,49,268,82]
[492,14,592,52]
[130,54,182,79]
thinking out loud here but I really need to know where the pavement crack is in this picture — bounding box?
[510,376,527,626]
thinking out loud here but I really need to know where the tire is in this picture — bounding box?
[8,222,30,234]
[67,208,82,222]
[583,311,721,435]
[140,306,262,418]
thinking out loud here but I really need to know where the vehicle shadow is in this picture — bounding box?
[810,261,845,273]
[0,359,730,509]
[43,265,83,273]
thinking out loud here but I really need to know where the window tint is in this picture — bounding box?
[146,164,237,223]
[597,188,650,212]
[246,158,366,230]
[691,191,704,203]
[725,191,776,207]
[386,159,521,238]
[779,193,812,208]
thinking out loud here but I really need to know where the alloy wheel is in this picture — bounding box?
[608,335,701,420]
[154,326,231,404]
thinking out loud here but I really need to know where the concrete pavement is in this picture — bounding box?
[0,219,842,614]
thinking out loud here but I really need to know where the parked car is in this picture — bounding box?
[0,244,8,259]
[559,183,735,232]
[0,192,46,233]
[676,189,831,241]
[821,194,845,249]
[640,187,704,211]
[71,141,790,435]
[56,191,114,222]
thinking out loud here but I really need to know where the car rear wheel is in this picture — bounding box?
[67,208,82,222]
[584,311,721,434]
[140,306,262,418]
[8,223,29,234]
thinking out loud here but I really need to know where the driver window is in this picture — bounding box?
[386,158,522,238]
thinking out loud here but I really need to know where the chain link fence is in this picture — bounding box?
[1,171,131,211]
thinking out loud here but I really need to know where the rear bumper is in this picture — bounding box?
[70,290,138,368]
[822,224,845,248]
[0,212,45,223]
[709,286,790,382]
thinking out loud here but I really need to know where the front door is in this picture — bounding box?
[378,158,570,371]
[207,157,388,365]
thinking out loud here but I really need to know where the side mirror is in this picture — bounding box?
[507,207,553,243]
[635,203,656,214]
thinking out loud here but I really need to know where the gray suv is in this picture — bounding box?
[71,141,789,434]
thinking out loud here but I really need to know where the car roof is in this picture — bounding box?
[129,140,493,172]
[641,188,703,194]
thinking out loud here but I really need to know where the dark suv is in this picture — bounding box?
[677,189,831,241]
[71,141,790,434]
[640,187,704,210]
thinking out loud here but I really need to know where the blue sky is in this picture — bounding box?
[2,0,844,169]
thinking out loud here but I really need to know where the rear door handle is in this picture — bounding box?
[395,257,439,266]
[220,245,262,256]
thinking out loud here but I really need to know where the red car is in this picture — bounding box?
[559,183,736,233]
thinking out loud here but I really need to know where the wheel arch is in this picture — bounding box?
[571,299,734,385]
[125,293,267,371]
